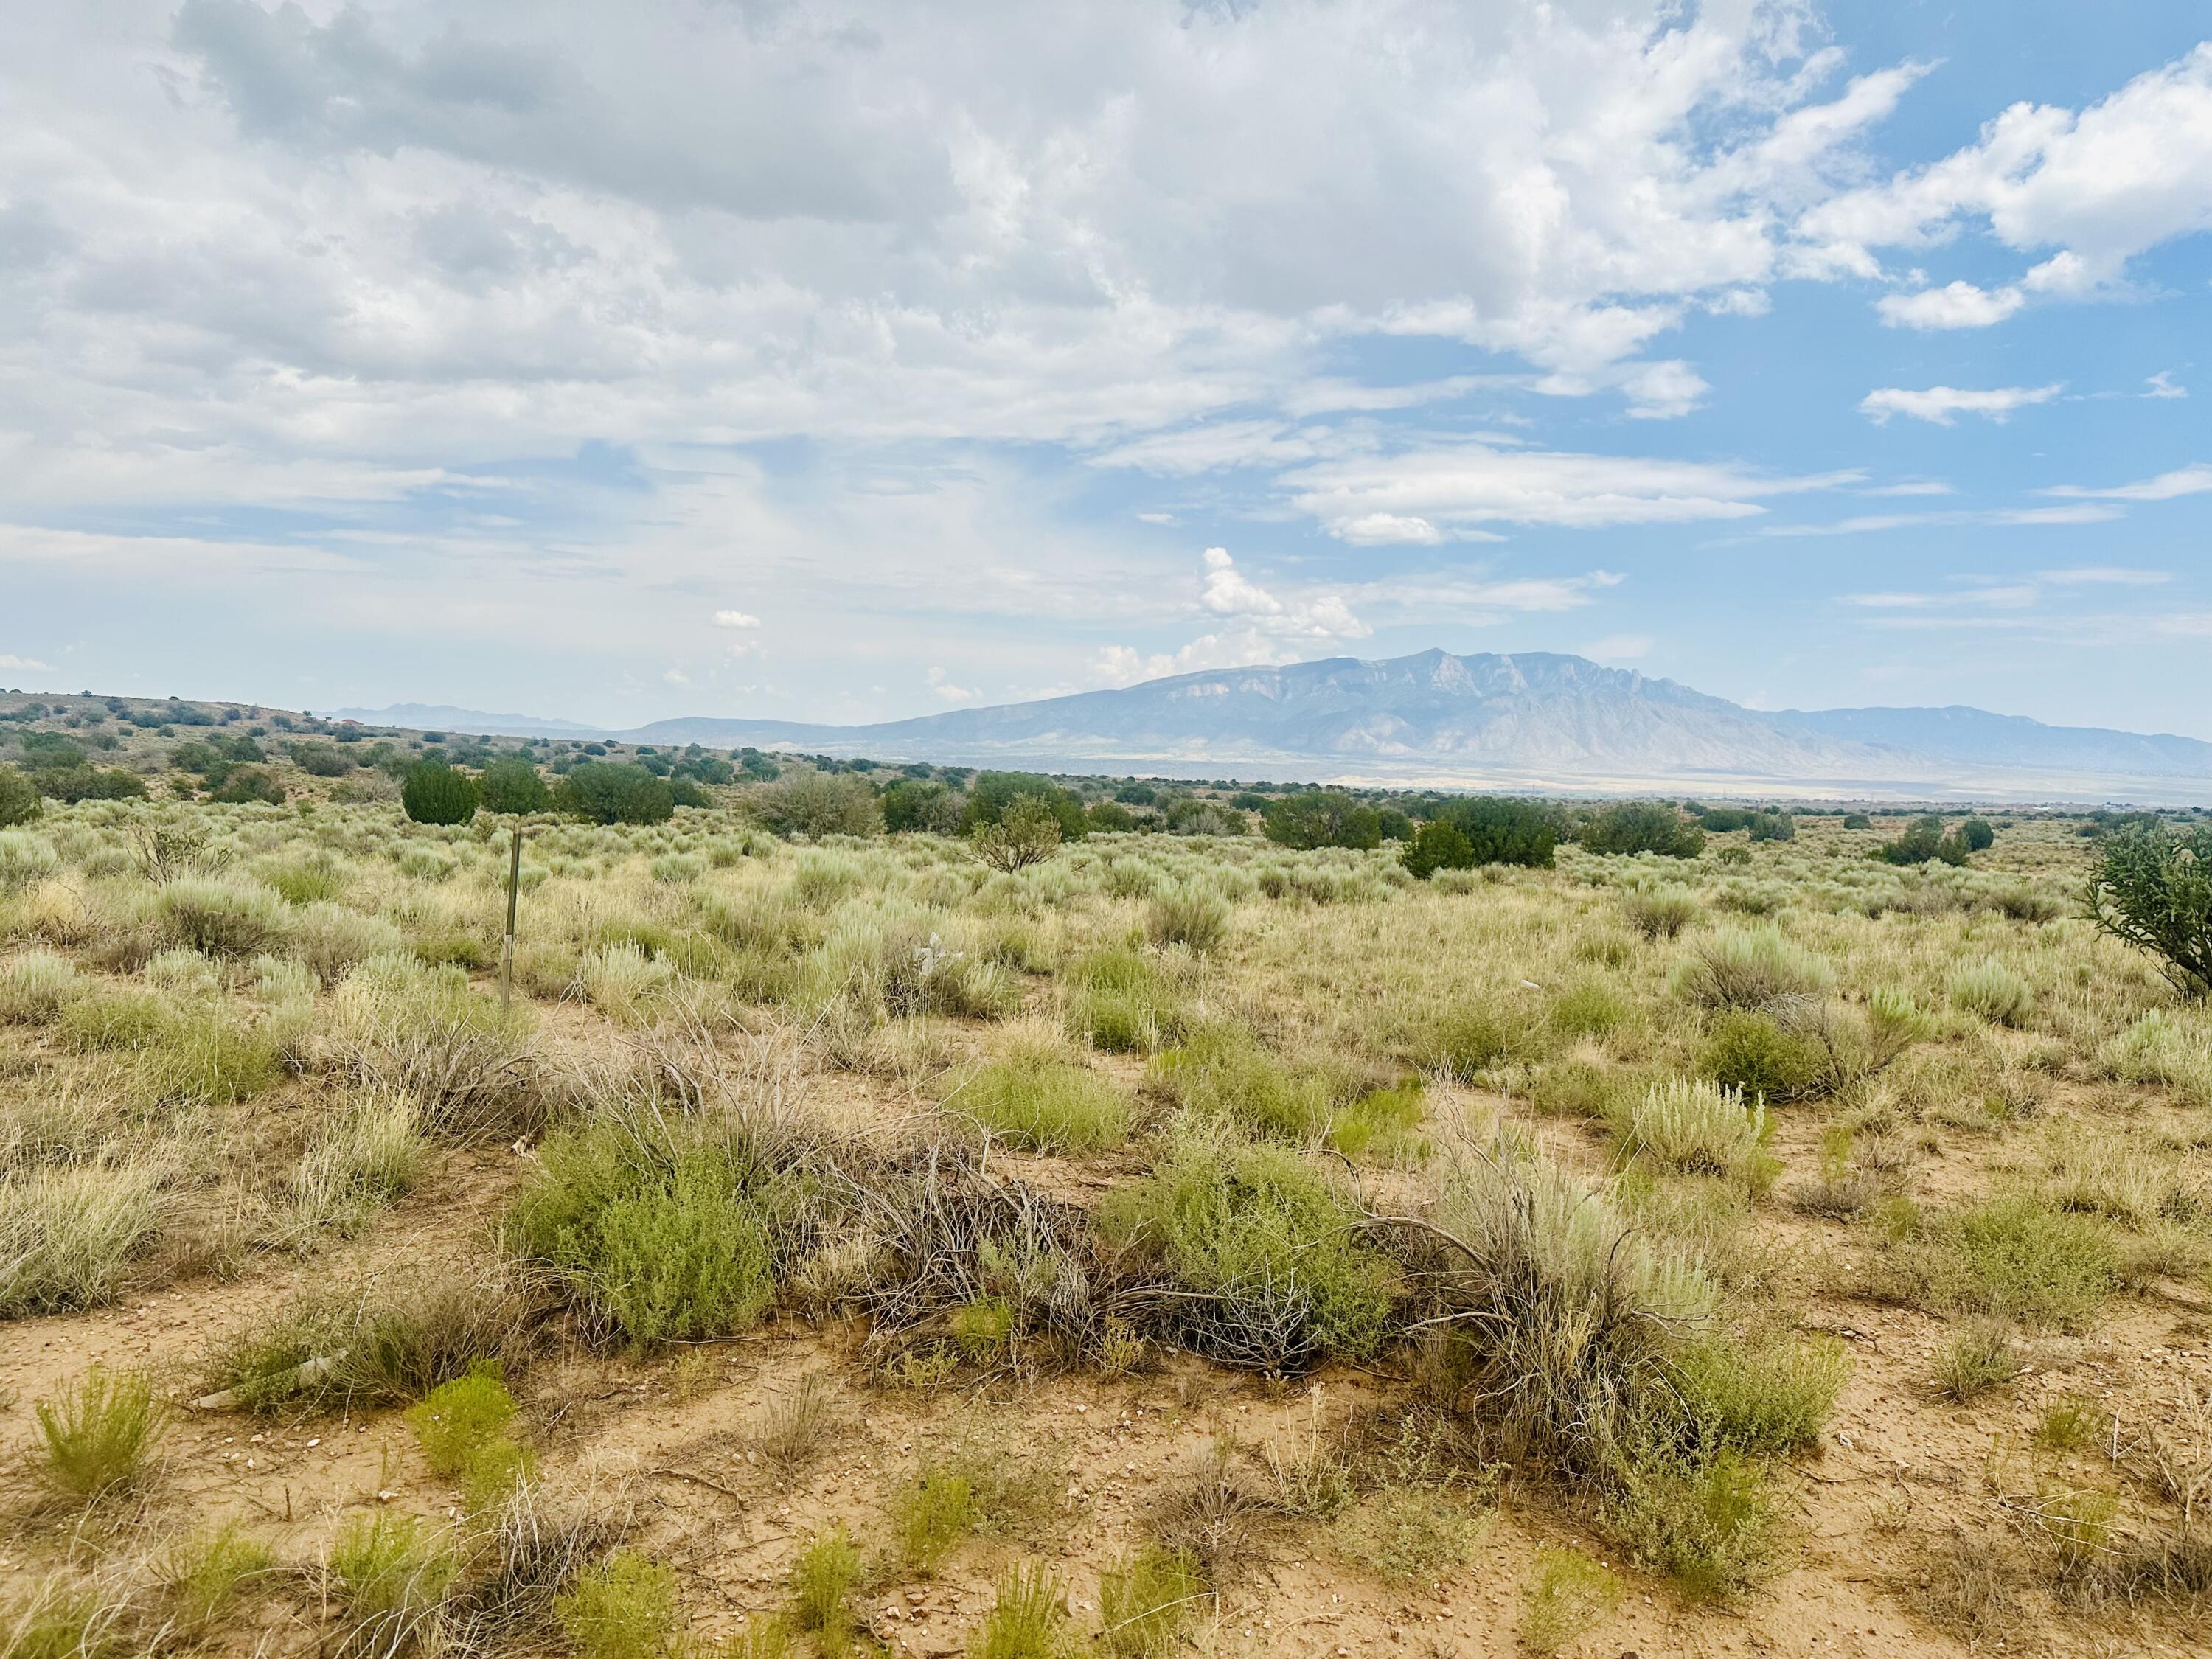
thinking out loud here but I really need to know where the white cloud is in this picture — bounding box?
[1860,383,2062,425]
[1801,44,2212,321]
[662,667,691,686]
[0,653,55,672]
[1334,513,1447,547]
[925,666,982,703]
[1579,633,1654,662]
[712,610,762,629]
[1285,445,1854,537]
[2043,464,2212,502]
[1618,361,1711,420]
[2037,566,2171,587]
[1763,503,2122,536]
[1875,282,2026,330]
[2146,371,2188,400]
[1860,479,1955,496]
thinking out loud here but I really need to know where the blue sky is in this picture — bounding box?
[2,1,2208,735]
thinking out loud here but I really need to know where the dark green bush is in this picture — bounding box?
[1085,799,1138,832]
[554,762,675,825]
[1699,1011,1829,1102]
[1841,813,1871,830]
[2089,821,2212,996]
[958,772,1086,839]
[1960,817,1996,851]
[1579,802,1705,859]
[1745,811,1795,843]
[1262,790,1381,849]
[0,765,41,826]
[402,761,478,824]
[290,742,353,776]
[1401,819,1474,880]
[883,776,957,833]
[478,757,549,815]
[1877,815,1968,866]
[35,765,149,803]
[205,767,279,804]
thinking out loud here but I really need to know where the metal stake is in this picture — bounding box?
[501,824,521,1007]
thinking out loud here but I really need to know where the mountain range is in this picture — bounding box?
[335,650,2212,804]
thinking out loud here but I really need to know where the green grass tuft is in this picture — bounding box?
[554,1549,682,1659]
[950,1046,1130,1152]
[787,1525,866,1655]
[35,1364,161,1499]
[1097,1544,1206,1659]
[1517,1543,1623,1655]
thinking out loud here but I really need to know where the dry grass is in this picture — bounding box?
[1,794,2205,1652]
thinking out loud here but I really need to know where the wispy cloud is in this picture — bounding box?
[2042,464,2212,502]
[1860,383,2061,425]
[1762,503,2121,537]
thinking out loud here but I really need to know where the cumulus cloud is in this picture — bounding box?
[712,610,762,629]
[1860,383,2062,424]
[0,653,55,672]
[1800,44,2212,321]
[1875,282,2025,330]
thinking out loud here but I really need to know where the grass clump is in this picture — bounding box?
[1602,1440,1777,1601]
[1698,1009,1829,1103]
[554,1550,682,1659]
[950,1043,1130,1152]
[1674,1332,1849,1455]
[1150,1023,1330,1141]
[1548,976,1630,1040]
[35,1364,162,1499]
[507,1116,796,1352]
[1065,948,1183,1053]
[1669,928,1834,1011]
[0,1158,164,1318]
[1623,885,1700,939]
[282,1089,422,1242]
[1097,1544,1206,1659]
[970,1562,1071,1659]
[1102,1133,1397,1372]
[1517,1543,1622,1655]
[1950,959,2035,1028]
[1412,1004,1523,1081]
[330,1511,459,1632]
[0,949,78,1023]
[891,1461,978,1576]
[1144,886,1230,953]
[1326,1080,1429,1164]
[1620,1077,1772,1188]
[2034,1393,2102,1455]
[333,952,535,1137]
[787,1525,866,1655]
[156,876,289,958]
[161,1523,275,1630]
[1410,1141,1717,1481]
[1931,1320,2023,1400]
[204,1269,531,1413]
[407,1363,531,1506]
[1869,1196,2121,1328]
[1334,1485,1489,1585]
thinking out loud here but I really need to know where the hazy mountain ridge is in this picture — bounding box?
[335,651,2212,801]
